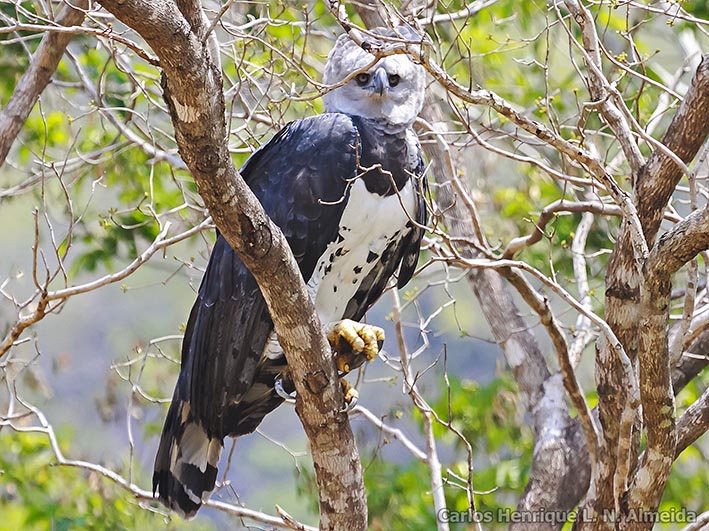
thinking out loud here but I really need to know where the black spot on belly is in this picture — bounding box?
[335,247,344,257]
[354,266,362,274]
[336,233,345,243]
[333,285,337,292]
[366,251,379,263]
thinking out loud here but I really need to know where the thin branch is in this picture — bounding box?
[0,405,314,531]
[0,20,159,65]
[503,200,621,259]
[502,268,600,466]
[350,405,427,462]
[0,0,89,167]
[560,0,645,175]
[66,51,185,169]
[635,54,709,245]
[569,210,595,368]
[675,385,709,458]
[391,290,451,531]
[426,0,500,25]
[0,219,211,358]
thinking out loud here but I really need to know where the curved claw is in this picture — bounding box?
[342,392,358,412]
[327,319,385,375]
[276,372,359,412]
[339,377,359,412]
[274,376,296,403]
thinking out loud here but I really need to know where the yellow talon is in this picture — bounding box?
[340,378,359,405]
[327,319,385,375]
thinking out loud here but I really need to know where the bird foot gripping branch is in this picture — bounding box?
[276,319,385,408]
[329,318,385,409]
[327,319,385,373]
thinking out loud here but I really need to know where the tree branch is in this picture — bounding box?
[675,385,709,458]
[0,401,315,531]
[502,269,600,466]
[621,209,709,522]
[502,200,621,259]
[645,207,709,278]
[636,54,709,246]
[98,1,367,528]
[560,0,645,175]
[391,290,451,531]
[0,219,211,358]
[0,0,89,168]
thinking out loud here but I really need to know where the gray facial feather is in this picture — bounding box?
[323,27,426,132]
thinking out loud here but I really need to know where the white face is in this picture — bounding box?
[322,36,425,130]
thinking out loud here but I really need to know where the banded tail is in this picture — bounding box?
[152,399,223,518]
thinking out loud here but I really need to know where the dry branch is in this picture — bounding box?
[0,220,210,358]
[0,401,314,531]
[503,200,621,259]
[636,55,709,245]
[675,385,709,458]
[560,0,645,175]
[350,2,593,525]
[0,0,89,167]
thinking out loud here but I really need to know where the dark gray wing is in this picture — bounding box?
[153,114,358,516]
[183,113,358,438]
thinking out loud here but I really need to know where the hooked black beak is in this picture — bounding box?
[372,67,388,96]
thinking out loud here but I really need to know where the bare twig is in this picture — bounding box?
[0,219,211,358]
[559,0,645,176]
[0,403,314,531]
[0,0,90,167]
[391,290,451,531]
[503,200,620,259]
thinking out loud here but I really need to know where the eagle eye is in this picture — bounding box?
[388,74,400,87]
[355,72,371,85]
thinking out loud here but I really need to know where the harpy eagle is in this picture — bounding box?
[153,27,428,517]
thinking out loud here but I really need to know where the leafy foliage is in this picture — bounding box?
[0,433,212,531]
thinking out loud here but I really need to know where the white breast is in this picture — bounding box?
[262,178,417,361]
[308,178,417,325]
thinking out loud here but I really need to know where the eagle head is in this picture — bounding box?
[322,27,426,131]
